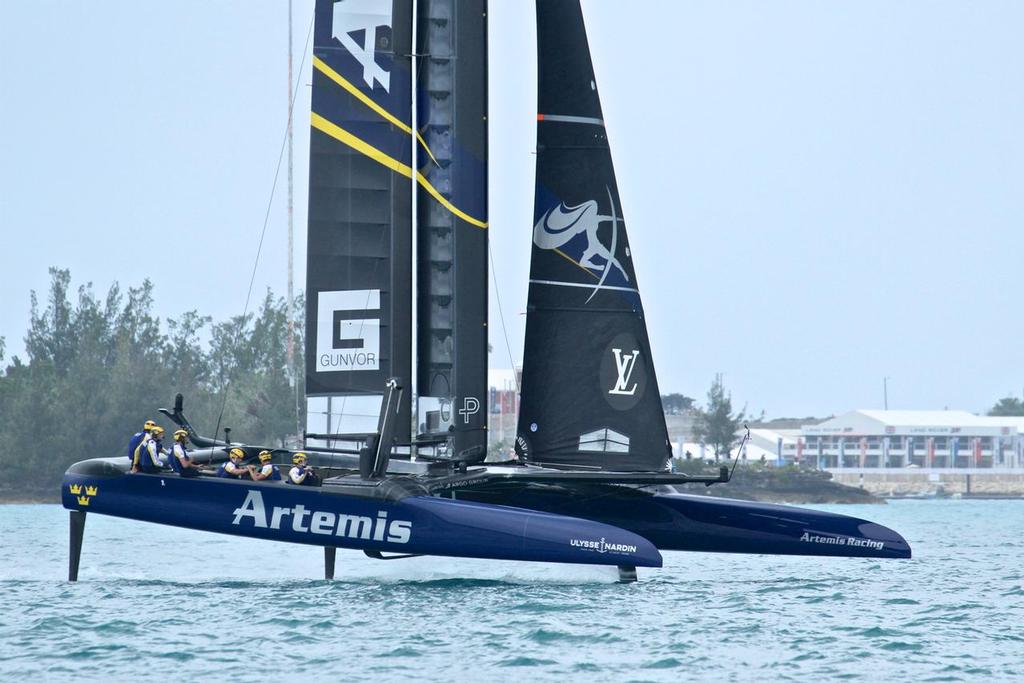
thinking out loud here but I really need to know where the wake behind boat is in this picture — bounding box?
[62,0,909,583]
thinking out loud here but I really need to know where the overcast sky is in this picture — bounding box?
[2,1,1021,417]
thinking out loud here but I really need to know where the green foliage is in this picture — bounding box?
[691,373,746,461]
[988,396,1024,417]
[0,269,304,492]
[661,392,694,415]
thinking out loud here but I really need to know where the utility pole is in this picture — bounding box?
[883,376,890,411]
[287,0,300,442]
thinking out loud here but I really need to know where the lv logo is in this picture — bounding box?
[609,348,640,396]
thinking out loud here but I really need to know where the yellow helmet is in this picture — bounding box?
[143,420,156,430]
[173,429,189,442]
[151,426,165,437]
[292,452,307,465]
[258,450,272,463]
[229,447,245,460]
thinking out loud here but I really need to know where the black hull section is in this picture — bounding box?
[459,484,911,560]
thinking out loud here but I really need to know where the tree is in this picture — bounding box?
[0,269,307,493]
[692,374,746,461]
[988,396,1024,416]
[661,392,695,415]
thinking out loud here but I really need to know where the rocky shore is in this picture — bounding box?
[672,461,882,504]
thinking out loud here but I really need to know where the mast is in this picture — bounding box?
[414,0,489,461]
[515,0,671,472]
[287,0,299,441]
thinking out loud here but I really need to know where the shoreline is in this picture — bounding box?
[0,490,59,505]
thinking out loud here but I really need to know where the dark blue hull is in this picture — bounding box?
[459,484,911,559]
[61,467,663,568]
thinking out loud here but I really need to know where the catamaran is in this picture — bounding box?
[62,0,910,582]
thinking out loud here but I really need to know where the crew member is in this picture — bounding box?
[249,450,282,482]
[129,420,156,472]
[218,448,250,479]
[170,429,202,478]
[138,426,166,474]
[288,453,318,486]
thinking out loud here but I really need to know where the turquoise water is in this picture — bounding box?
[1,501,1022,681]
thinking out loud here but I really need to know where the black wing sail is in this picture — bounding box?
[305,0,414,444]
[515,0,671,472]
[415,0,489,461]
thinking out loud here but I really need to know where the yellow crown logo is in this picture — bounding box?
[69,484,82,495]
[77,495,91,506]
[85,486,98,496]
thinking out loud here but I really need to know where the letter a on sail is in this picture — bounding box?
[332,0,394,90]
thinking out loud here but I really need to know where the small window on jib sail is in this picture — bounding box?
[579,428,630,454]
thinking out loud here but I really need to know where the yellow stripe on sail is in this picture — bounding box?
[311,113,487,229]
[312,56,439,167]
[414,171,488,229]
[312,112,408,174]
[553,248,600,280]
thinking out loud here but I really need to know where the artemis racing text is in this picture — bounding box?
[232,490,411,544]
[800,532,883,551]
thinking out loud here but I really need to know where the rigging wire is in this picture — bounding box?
[488,242,521,393]
[213,10,315,443]
[730,424,751,481]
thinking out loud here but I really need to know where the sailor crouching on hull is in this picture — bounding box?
[250,450,282,482]
[128,419,156,472]
[134,426,166,474]
[170,429,203,477]
[218,448,251,479]
[288,453,318,486]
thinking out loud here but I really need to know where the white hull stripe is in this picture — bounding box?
[537,114,605,126]
[530,279,639,294]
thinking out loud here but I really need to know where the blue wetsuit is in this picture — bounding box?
[218,462,244,479]
[139,439,164,474]
[171,443,200,478]
[128,431,146,467]
[289,465,319,486]
[256,463,282,481]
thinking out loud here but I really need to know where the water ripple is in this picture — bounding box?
[1,501,1022,681]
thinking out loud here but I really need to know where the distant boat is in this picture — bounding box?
[62,0,909,583]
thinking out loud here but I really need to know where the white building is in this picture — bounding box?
[794,410,1024,469]
[487,368,520,449]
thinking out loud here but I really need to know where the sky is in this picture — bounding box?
[1,1,1022,418]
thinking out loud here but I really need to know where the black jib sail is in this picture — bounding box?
[414,0,489,461]
[515,0,671,472]
[305,0,414,444]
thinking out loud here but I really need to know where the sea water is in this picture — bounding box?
[1,501,1021,681]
